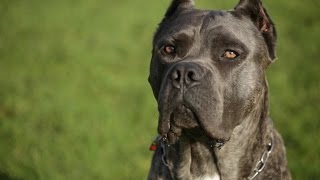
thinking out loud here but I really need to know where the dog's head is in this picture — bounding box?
[148,0,276,144]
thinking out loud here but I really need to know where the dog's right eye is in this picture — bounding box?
[161,45,176,55]
[222,50,239,60]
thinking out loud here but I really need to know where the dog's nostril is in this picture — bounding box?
[171,70,180,81]
[187,71,195,81]
[171,69,182,89]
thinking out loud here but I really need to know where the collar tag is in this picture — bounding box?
[149,142,157,151]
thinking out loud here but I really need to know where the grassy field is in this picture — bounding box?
[0,0,319,179]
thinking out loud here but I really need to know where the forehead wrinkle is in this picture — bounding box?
[200,10,228,34]
[155,27,196,45]
[154,10,207,41]
[223,17,257,49]
[205,13,258,52]
[173,27,196,40]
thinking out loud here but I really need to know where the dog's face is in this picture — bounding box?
[148,0,277,144]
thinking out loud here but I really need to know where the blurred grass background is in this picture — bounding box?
[0,0,319,179]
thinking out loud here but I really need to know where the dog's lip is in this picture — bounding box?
[159,107,229,144]
[157,107,172,136]
[159,105,196,144]
[159,112,181,144]
[167,130,179,144]
[182,103,230,141]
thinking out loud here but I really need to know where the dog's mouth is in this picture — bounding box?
[157,94,231,144]
[158,104,204,144]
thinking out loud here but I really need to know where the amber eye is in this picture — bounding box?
[162,45,176,55]
[222,50,239,60]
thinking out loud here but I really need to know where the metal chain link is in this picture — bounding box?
[247,133,274,180]
[160,137,176,180]
[160,136,170,167]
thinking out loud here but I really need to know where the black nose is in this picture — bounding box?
[170,62,204,89]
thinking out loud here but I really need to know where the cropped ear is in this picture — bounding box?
[165,0,195,18]
[235,0,277,61]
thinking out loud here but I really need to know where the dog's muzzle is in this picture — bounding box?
[157,61,232,144]
[157,62,207,143]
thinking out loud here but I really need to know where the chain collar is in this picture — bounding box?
[160,136,170,167]
[160,136,177,179]
[247,133,274,180]
[157,133,274,180]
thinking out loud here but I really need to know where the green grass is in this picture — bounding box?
[0,0,319,179]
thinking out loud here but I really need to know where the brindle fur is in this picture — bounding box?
[147,0,291,179]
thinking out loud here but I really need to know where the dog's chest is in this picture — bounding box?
[194,174,220,180]
[172,140,221,180]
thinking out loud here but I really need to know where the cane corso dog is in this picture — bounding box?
[147,0,291,179]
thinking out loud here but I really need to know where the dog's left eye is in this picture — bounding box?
[221,50,239,60]
[161,44,176,55]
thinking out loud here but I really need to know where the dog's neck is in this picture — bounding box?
[166,87,272,179]
[214,104,272,179]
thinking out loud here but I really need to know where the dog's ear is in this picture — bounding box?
[164,0,195,18]
[235,0,277,61]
